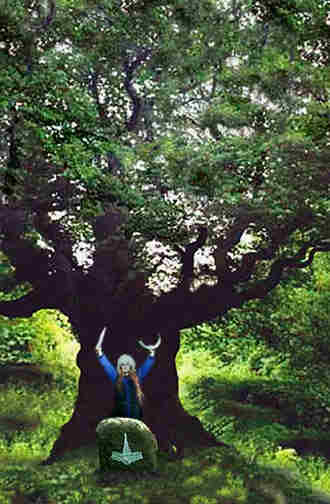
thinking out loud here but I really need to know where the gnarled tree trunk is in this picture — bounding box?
[42,326,227,464]
[1,205,321,466]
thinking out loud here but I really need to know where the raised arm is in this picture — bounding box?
[137,355,155,382]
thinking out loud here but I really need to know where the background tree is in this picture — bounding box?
[0,0,329,463]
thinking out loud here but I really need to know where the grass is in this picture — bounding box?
[1,333,330,503]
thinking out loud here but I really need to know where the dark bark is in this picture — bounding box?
[0,204,328,465]
[41,328,227,464]
[123,47,152,132]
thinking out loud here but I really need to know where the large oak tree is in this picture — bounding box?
[0,0,329,463]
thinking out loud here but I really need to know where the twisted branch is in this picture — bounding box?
[123,47,152,132]
[211,207,316,285]
[212,215,257,283]
[174,226,208,289]
[242,242,330,301]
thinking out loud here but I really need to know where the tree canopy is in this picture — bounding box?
[0,0,329,331]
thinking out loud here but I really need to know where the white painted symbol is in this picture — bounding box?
[111,432,143,465]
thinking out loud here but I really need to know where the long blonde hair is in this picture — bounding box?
[116,370,144,406]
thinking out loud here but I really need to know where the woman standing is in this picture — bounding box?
[95,327,161,420]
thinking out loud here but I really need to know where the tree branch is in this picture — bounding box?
[212,215,255,283]
[22,0,56,74]
[88,69,103,117]
[33,212,80,271]
[214,206,317,285]
[0,285,58,319]
[0,205,52,287]
[241,242,330,302]
[134,239,330,337]
[174,226,208,290]
[123,47,152,132]
[23,175,79,213]
[0,204,81,317]
[2,114,22,199]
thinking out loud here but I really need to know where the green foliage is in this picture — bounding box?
[0,317,35,365]
[0,0,328,260]
[181,322,257,364]
[0,308,78,381]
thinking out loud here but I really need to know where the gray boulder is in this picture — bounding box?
[96,417,158,474]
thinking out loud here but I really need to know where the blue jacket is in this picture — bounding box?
[98,354,155,419]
